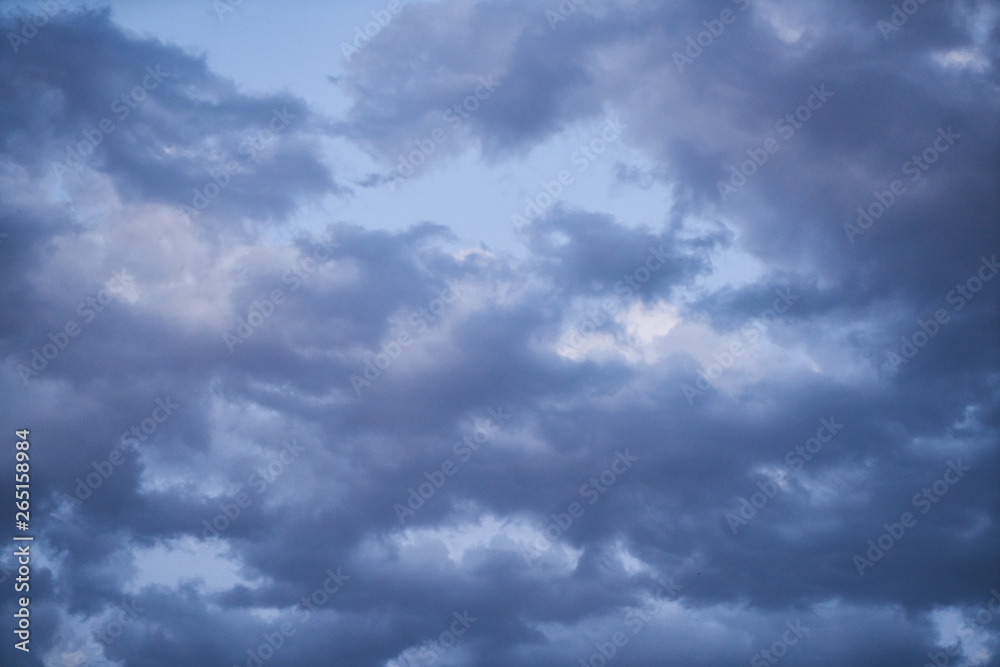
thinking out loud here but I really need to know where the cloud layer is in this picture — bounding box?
[0,2,998,666]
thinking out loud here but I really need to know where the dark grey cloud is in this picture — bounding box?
[2,7,338,229]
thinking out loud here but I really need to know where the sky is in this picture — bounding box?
[0,0,998,665]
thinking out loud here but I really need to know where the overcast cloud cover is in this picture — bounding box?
[0,0,998,665]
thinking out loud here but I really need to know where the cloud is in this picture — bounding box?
[0,2,997,665]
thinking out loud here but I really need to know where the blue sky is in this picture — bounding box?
[0,0,999,665]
